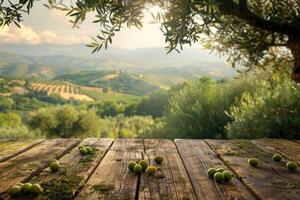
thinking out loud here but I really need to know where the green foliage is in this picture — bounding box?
[96,74,159,96]
[89,101,122,117]
[29,105,101,138]
[0,0,35,27]
[56,71,110,85]
[24,91,70,105]
[138,118,167,139]
[226,77,300,139]
[60,71,160,96]
[164,78,230,138]
[0,127,40,139]
[76,110,101,137]
[55,106,79,138]
[0,77,15,93]
[136,91,169,118]
[124,103,137,116]
[2,91,70,112]
[0,112,22,128]
[150,77,254,139]
[28,105,152,138]
[11,94,49,111]
[80,88,141,104]
[97,115,153,138]
[0,96,14,112]
[138,77,257,139]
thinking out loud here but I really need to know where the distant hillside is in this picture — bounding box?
[56,71,111,84]
[0,64,46,78]
[0,43,237,94]
[0,43,224,63]
[56,71,160,95]
[0,43,236,77]
[0,52,143,77]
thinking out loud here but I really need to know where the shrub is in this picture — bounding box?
[226,78,300,139]
[138,118,167,139]
[0,96,14,112]
[98,115,153,138]
[75,109,101,137]
[135,91,169,118]
[161,78,250,139]
[0,126,40,139]
[90,101,122,117]
[0,112,23,128]
[29,105,100,138]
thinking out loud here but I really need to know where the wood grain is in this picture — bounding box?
[0,140,44,163]
[0,139,79,197]
[206,139,300,200]
[252,139,300,164]
[138,139,196,200]
[28,138,113,199]
[175,139,256,200]
[1,139,300,200]
[75,139,143,200]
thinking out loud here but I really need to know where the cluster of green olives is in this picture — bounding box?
[248,154,298,171]
[49,159,61,172]
[78,145,95,155]
[8,182,43,198]
[272,154,298,170]
[207,167,232,183]
[128,156,163,175]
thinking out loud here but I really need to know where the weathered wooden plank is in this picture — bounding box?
[0,139,79,197]
[75,139,143,200]
[139,139,197,200]
[25,138,113,199]
[175,139,256,200]
[0,140,44,163]
[252,139,300,164]
[206,139,300,200]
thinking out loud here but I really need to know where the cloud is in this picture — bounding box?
[0,24,89,44]
[0,5,167,48]
[0,25,40,44]
[41,31,58,43]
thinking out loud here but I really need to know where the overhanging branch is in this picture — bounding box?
[216,0,300,36]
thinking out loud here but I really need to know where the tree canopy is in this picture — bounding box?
[1,0,300,81]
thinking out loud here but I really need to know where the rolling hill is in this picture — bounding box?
[0,43,237,95]
[0,43,236,78]
[56,71,160,95]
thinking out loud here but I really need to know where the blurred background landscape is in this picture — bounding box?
[1,0,299,140]
[1,41,297,140]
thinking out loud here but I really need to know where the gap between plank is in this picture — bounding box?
[253,139,300,166]
[0,140,45,163]
[135,139,145,200]
[173,140,198,200]
[23,139,81,183]
[204,140,262,200]
[73,138,115,198]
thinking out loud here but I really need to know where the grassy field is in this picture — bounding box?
[80,88,142,104]
[134,74,187,90]
[57,71,160,95]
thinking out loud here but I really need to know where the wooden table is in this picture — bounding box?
[0,138,299,200]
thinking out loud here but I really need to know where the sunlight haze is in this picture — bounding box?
[0,3,174,49]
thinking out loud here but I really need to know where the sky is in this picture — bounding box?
[0,2,194,49]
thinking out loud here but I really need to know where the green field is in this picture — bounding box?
[80,88,142,104]
[57,71,160,95]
